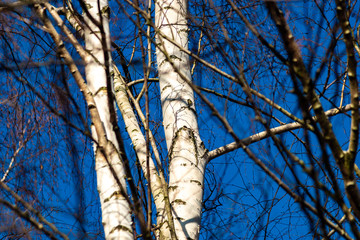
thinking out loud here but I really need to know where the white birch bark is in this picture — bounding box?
[113,67,170,237]
[155,0,207,239]
[83,1,133,239]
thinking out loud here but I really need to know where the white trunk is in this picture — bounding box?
[113,68,169,235]
[155,0,207,239]
[84,1,133,239]
[113,70,162,202]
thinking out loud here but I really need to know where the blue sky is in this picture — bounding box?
[0,0,359,239]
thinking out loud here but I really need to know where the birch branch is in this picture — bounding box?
[208,102,358,161]
[266,2,344,159]
[335,0,359,163]
[0,181,69,240]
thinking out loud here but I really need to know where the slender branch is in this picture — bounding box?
[0,181,69,240]
[334,0,360,224]
[226,0,288,65]
[265,1,345,162]
[208,102,357,161]
[335,0,359,162]
[322,213,347,240]
[1,121,28,182]
[238,134,353,240]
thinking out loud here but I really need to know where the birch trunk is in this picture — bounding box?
[113,67,170,238]
[83,1,133,239]
[155,0,207,239]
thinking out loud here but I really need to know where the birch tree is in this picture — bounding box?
[154,0,207,238]
[82,0,133,238]
[1,0,360,239]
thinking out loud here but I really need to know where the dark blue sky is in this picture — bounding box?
[0,0,359,239]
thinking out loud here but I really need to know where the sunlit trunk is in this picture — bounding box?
[84,1,133,239]
[113,67,169,238]
[155,0,207,239]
